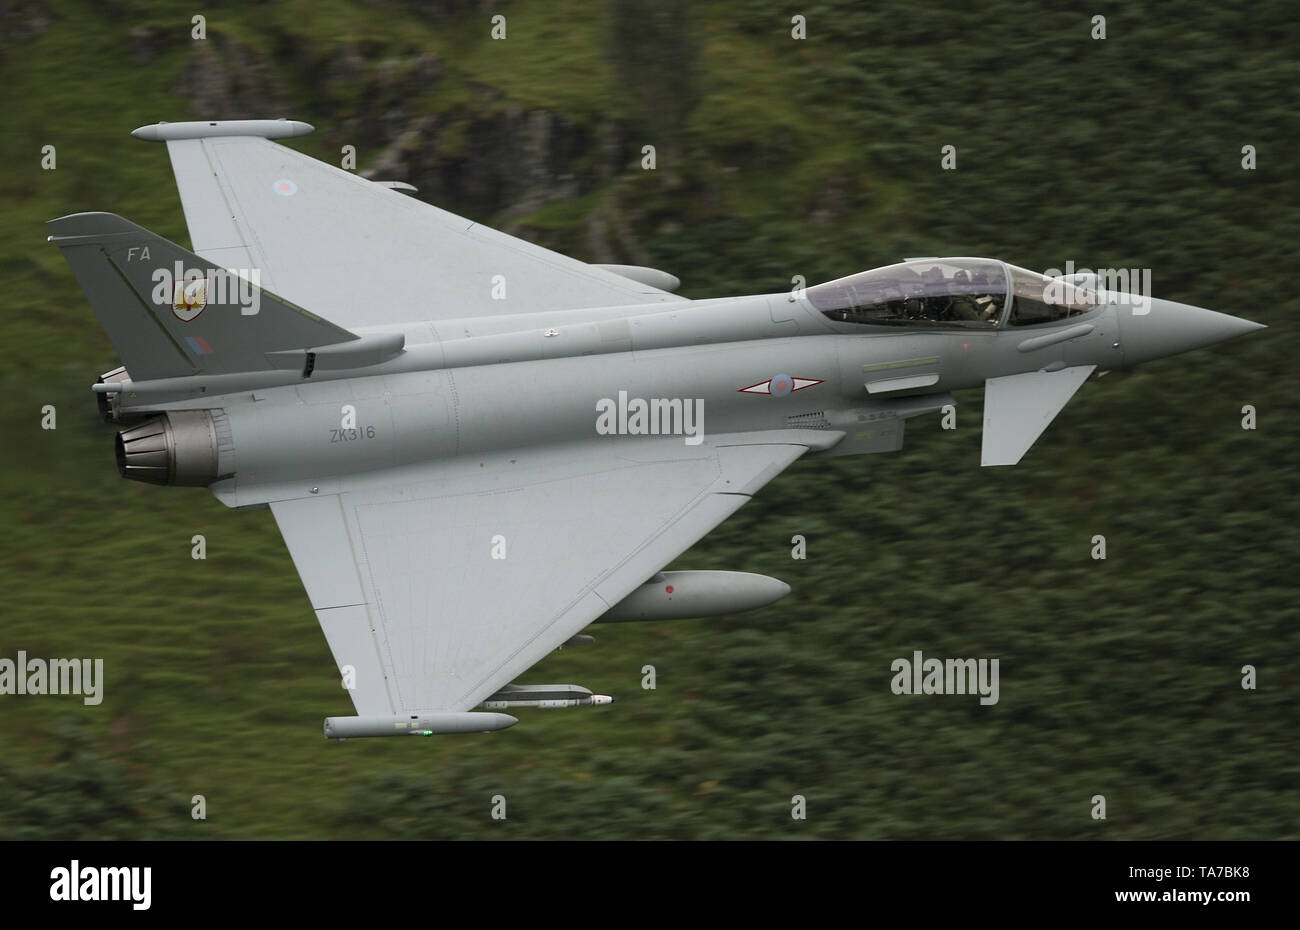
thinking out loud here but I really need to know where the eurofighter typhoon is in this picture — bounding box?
[48,120,1264,739]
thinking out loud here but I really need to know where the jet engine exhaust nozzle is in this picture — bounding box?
[115,411,224,487]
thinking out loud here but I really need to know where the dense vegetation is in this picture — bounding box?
[0,0,1295,839]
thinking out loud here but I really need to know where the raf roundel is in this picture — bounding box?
[738,375,824,395]
[272,178,298,196]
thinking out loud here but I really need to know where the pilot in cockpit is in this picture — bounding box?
[948,269,985,321]
[967,269,1001,321]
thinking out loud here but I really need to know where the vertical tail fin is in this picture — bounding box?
[47,212,359,381]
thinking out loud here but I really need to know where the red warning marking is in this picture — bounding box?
[665,585,674,594]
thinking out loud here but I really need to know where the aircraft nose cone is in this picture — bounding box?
[1118,296,1265,366]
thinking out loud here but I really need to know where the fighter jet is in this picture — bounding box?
[47,119,1264,739]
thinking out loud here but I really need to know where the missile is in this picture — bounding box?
[323,712,516,739]
[483,695,612,709]
[598,570,789,623]
[481,683,612,709]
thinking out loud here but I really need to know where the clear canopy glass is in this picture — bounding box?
[807,258,1009,329]
[1004,264,1097,326]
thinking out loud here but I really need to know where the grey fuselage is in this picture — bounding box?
[122,282,1217,508]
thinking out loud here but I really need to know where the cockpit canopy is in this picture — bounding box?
[807,258,1096,329]
[1003,263,1096,326]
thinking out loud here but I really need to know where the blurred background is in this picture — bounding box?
[0,0,1295,839]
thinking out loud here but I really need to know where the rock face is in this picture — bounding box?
[174,35,292,120]
[0,0,57,59]
[168,32,625,226]
[364,102,627,221]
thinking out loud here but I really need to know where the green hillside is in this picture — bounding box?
[0,0,1295,839]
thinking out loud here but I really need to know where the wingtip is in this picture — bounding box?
[130,119,315,142]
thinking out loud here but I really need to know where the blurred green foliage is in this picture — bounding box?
[0,0,1295,839]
